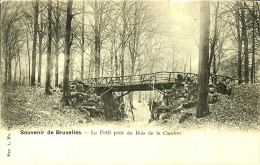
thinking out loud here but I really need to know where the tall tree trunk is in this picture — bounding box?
[213,51,216,74]
[26,65,28,84]
[138,68,141,103]
[19,55,21,83]
[8,55,11,82]
[196,1,210,118]
[55,42,59,87]
[110,29,115,77]
[236,4,242,83]
[129,1,140,110]
[55,1,60,87]
[241,3,249,83]
[14,57,18,82]
[244,35,249,83]
[120,1,127,77]
[110,42,114,77]
[70,53,74,80]
[38,35,42,86]
[63,0,73,105]
[251,1,255,83]
[45,0,52,94]
[209,2,219,74]
[38,9,43,86]
[94,1,100,78]
[0,3,2,84]
[81,0,85,79]
[31,0,39,86]
[26,30,31,85]
[115,51,119,77]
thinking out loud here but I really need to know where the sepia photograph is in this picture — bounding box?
[0,0,259,164]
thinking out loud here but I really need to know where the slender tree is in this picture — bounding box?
[0,3,2,84]
[26,27,31,84]
[45,0,52,94]
[54,1,61,87]
[63,0,73,105]
[81,0,85,79]
[196,1,210,118]
[235,3,242,83]
[120,1,127,77]
[209,2,219,79]
[251,1,255,83]
[94,1,101,78]
[38,5,44,86]
[31,0,39,86]
[241,2,249,83]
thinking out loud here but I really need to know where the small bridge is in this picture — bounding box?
[83,72,240,92]
[80,71,240,120]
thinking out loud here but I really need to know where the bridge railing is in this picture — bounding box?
[83,72,199,86]
[83,72,240,87]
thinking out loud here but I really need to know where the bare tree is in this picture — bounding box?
[94,1,100,78]
[45,0,52,94]
[251,1,256,83]
[31,0,39,86]
[38,3,46,86]
[120,0,129,77]
[241,2,249,83]
[236,2,243,83]
[196,1,210,118]
[2,2,22,83]
[90,1,112,78]
[208,2,219,78]
[81,0,85,79]
[0,3,2,83]
[54,1,61,87]
[63,0,73,105]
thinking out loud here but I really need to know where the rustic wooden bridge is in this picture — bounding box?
[80,71,240,120]
[83,71,240,92]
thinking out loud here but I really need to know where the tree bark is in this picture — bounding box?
[120,1,127,78]
[31,0,39,86]
[114,51,119,77]
[8,54,11,82]
[55,1,60,87]
[81,0,85,79]
[45,0,52,94]
[209,2,219,78]
[63,0,73,105]
[0,3,2,83]
[251,1,255,83]
[196,1,210,118]
[94,1,101,79]
[26,30,30,85]
[236,4,242,83]
[14,58,17,82]
[38,8,43,86]
[241,3,249,83]
[19,54,21,83]
[70,53,74,80]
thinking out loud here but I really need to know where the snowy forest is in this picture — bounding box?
[1,0,260,130]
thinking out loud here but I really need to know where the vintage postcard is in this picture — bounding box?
[0,0,259,164]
